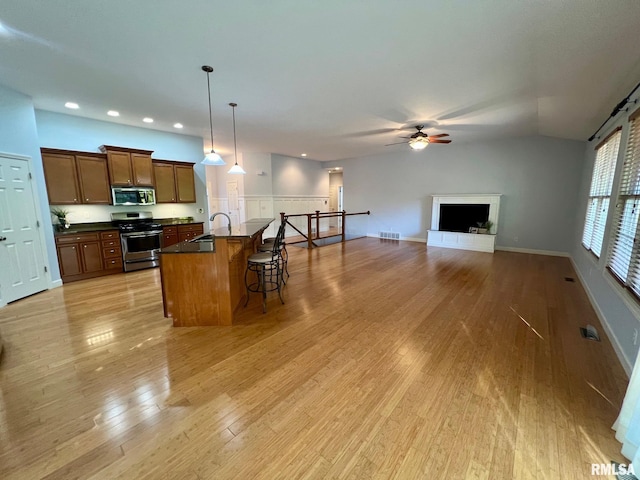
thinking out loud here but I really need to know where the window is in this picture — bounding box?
[582,128,622,257]
[608,109,640,296]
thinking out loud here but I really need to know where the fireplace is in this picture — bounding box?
[427,194,502,252]
[439,203,490,233]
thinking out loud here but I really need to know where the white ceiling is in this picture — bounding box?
[2,1,640,161]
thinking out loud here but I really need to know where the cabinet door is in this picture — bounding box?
[76,155,111,204]
[154,163,177,202]
[131,153,154,186]
[107,151,133,186]
[42,153,81,204]
[80,241,103,273]
[57,244,82,277]
[175,164,196,203]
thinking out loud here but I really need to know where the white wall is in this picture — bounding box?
[325,135,585,249]
[271,154,329,197]
[570,98,640,375]
[0,84,60,282]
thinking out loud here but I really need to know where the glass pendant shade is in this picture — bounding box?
[202,150,226,166]
[409,137,429,150]
[228,163,246,174]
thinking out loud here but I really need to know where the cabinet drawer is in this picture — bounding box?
[104,257,123,270]
[102,246,122,258]
[163,226,177,235]
[56,233,99,244]
[177,224,203,233]
[100,230,120,240]
[101,239,120,248]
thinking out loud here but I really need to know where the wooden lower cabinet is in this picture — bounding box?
[177,223,204,242]
[162,226,179,247]
[55,230,123,283]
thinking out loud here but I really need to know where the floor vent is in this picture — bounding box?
[564,277,576,282]
[580,325,601,342]
[379,231,400,240]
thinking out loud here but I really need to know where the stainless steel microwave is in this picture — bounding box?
[111,187,156,206]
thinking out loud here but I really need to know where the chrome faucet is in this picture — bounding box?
[210,212,232,234]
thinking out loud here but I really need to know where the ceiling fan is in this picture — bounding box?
[385,125,451,150]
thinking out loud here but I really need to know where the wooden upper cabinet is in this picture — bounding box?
[153,160,197,203]
[131,153,154,186]
[175,164,196,203]
[106,151,133,186]
[76,155,110,204]
[100,146,154,186]
[153,162,177,203]
[41,153,81,204]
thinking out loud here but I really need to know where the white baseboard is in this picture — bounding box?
[50,279,63,289]
[569,257,632,376]
[495,246,570,257]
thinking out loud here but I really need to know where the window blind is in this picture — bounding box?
[582,128,622,257]
[608,110,640,297]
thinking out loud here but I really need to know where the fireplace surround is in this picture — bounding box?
[427,194,501,252]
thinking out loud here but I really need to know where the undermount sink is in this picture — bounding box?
[190,234,215,242]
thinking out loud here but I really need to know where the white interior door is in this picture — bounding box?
[329,186,338,228]
[226,180,240,226]
[0,154,48,304]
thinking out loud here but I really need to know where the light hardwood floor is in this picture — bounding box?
[0,238,630,479]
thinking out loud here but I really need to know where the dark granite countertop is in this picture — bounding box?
[155,218,204,226]
[210,218,273,238]
[160,219,273,254]
[53,222,116,235]
[160,238,216,254]
[53,217,203,235]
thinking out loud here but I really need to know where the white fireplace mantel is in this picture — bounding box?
[427,194,502,253]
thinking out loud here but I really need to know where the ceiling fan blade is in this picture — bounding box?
[428,133,450,138]
[429,139,452,144]
[385,141,409,146]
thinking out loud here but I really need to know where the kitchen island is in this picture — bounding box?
[159,218,274,326]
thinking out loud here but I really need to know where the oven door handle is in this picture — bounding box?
[122,230,162,238]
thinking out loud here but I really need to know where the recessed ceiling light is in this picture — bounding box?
[64,102,79,109]
[173,123,183,129]
[143,117,154,123]
[301,153,307,157]
[107,110,120,117]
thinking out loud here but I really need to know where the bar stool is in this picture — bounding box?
[245,221,286,313]
[259,240,288,283]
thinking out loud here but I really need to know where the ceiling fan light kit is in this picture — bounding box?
[409,137,429,150]
[386,125,452,150]
[201,65,226,166]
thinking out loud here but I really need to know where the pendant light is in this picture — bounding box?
[201,65,226,166]
[227,102,246,175]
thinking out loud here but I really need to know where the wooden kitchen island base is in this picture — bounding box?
[160,219,272,326]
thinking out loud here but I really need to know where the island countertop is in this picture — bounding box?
[210,218,274,238]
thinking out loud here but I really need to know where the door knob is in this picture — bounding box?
[0,236,6,241]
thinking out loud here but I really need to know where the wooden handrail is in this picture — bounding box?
[279,210,371,248]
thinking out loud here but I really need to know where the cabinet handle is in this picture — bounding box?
[84,245,87,248]
[72,247,75,250]
[86,198,89,201]
[0,236,6,242]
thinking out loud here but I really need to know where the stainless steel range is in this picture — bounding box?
[111,212,162,272]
